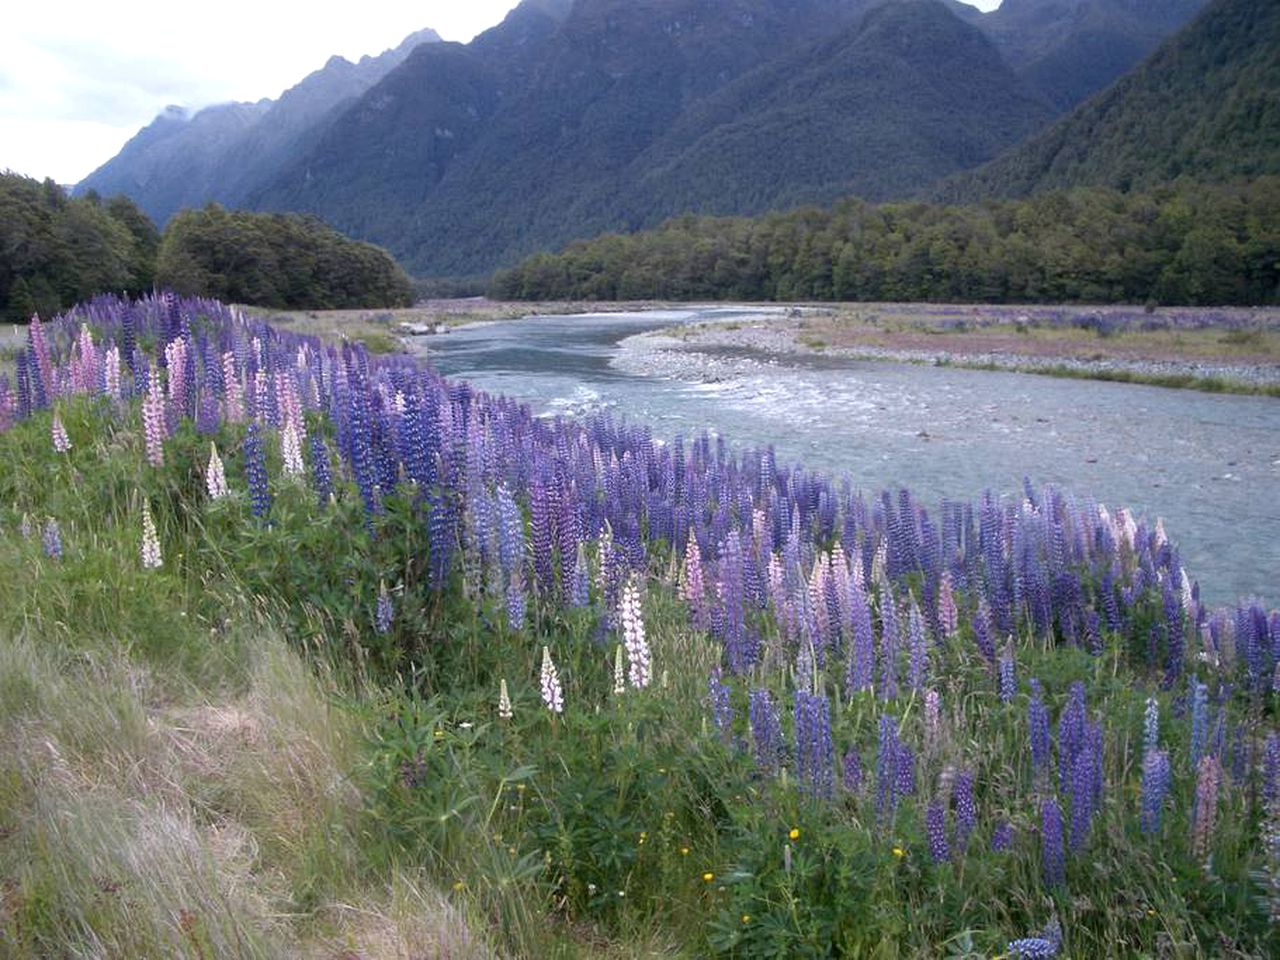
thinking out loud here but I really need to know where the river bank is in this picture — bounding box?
[659,303,1280,395]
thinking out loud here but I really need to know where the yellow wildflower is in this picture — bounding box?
[789,827,800,841]
[892,846,905,858]
[702,872,715,882]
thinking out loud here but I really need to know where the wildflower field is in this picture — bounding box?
[0,293,1276,957]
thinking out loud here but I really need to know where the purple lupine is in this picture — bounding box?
[845,578,875,694]
[309,434,333,505]
[878,586,899,700]
[907,600,928,692]
[953,770,976,852]
[243,422,271,519]
[568,542,590,608]
[708,671,733,739]
[876,713,902,817]
[972,602,996,667]
[748,688,783,772]
[1263,733,1280,811]
[1007,918,1062,959]
[926,801,950,864]
[794,690,834,798]
[1058,681,1087,794]
[1029,679,1051,777]
[999,644,1016,702]
[1143,697,1159,757]
[42,518,62,560]
[1068,722,1103,851]
[1140,749,1172,834]
[991,821,1014,853]
[842,747,863,793]
[506,568,527,632]
[1164,576,1185,684]
[1041,797,1065,887]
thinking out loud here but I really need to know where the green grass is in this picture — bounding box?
[1,386,1276,956]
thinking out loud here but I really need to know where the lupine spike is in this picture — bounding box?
[140,500,162,569]
[540,645,564,715]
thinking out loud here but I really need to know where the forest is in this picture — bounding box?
[490,178,1280,306]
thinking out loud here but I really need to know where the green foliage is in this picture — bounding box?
[0,174,158,323]
[156,204,414,310]
[939,0,1280,202]
[491,178,1280,306]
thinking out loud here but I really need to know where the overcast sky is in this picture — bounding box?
[1,0,1000,187]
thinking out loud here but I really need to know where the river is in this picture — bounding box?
[413,306,1279,607]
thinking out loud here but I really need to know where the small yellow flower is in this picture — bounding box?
[892,846,905,858]
[638,831,648,845]
[741,914,751,924]
[516,783,526,792]
[433,729,445,739]
[788,827,800,841]
[452,880,465,892]
[680,846,690,856]
[702,872,715,882]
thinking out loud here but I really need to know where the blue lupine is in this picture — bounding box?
[1058,681,1087,794]
[907,600,928,691]
[1140,749,1172,834]
[1189,678,1208,769]
[1029,679,1051,776]
[1041,797,1065,887]
[972,602,996,666]
[1007,917,1062,959]
[876,714,899,817]
[709,671,733,739]
[1262,733,1280,810]
[1143,697,1159,756]
[505,568,526,632]
[42,518,62,560]
[954,770,976,852]
[845,579,875,694]
[842,747,863,793]
[794,690,834,798]
[991,821,1014,853]
[309,434,333,505]
[926,802,950,864]
[999,645,1016,702]
[243,422,271,519]
[879,588,899,700]
[748,688,783,772]
[375,583,393,635]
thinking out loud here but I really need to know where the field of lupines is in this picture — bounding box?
[1,292,1278,957]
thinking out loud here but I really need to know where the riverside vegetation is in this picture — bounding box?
[0,293,1277,957]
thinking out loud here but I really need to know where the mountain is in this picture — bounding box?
[934,0,1280,201]
[965,0,1207,110]
[81,0,1215,279]
[252,0,1055,275]
[74,28,442,225]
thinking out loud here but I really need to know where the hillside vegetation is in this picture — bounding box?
[1,293,1276,955]
[491,178,1280,305]
[937,0,1280,201]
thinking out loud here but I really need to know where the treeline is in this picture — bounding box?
[490,178,1280,306]
[157,205,413,310]
[0,173,158,323]
[1,173,414,323]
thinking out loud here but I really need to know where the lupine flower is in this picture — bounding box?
[938,569,958,638]
[1028,679,1051,776]
[1007,917,1062,959]
[924,688,942,749]
[682,533,707,629]
[540,645,564,715]
[206,442,229,500]
[998,643,1016,702]
[991,820,1014,852]
[1191,755,1222,860]
[140,500,162,569]
[51,413,70,453]
[243,422,271,519]
[926,801,950,864]
[104,345,121,399]
[498,679,513,720]
[19,514,32,539]
[1140,748,1171,834]
[619,578,651,689]
[42,518,62,559]
[749,689,784,772]
[613,644,625,696]
[907,600,928,691]
[375,581,394,635]
[953,770,976,852]
[506,568,526,632]
[1143,697,1160,756]
[142,383,167,466]
[1264,733,1280,811]
[794,690,834,798]
[1041,797,1065,887]
[281,420,305,478]
[1189,678,1208,769]
[972,602,996,666]
[842,747,863,793]
[309,434,333,505]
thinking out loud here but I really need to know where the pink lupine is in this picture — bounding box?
[682,534,707,629]
[222,351,243,422]
[1192,755,1222,860]
[51,413,71,453]
[164,338,187,411]
[70,323,98,394]
[140,501,162,569]
[142,383,167,466]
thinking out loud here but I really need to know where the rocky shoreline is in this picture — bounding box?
[659,318,1280,394]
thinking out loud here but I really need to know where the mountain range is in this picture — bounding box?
[77,0,1214,277]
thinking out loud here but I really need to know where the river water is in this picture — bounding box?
[414,307,1279,607]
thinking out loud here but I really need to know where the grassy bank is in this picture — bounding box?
[1,294,1277,957]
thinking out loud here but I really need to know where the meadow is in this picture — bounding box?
[0,292,1276,958]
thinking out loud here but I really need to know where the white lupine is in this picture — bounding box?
[540,646,564,714]
[104,345,121,399]
[871,536,887,586]
[613,644,626,696]
[281,420,305,478]
[498,679,513,720]
[140,501,162,569]
[1143,697,1160,757]
[619,579,651,689]
[205,442,229,499]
